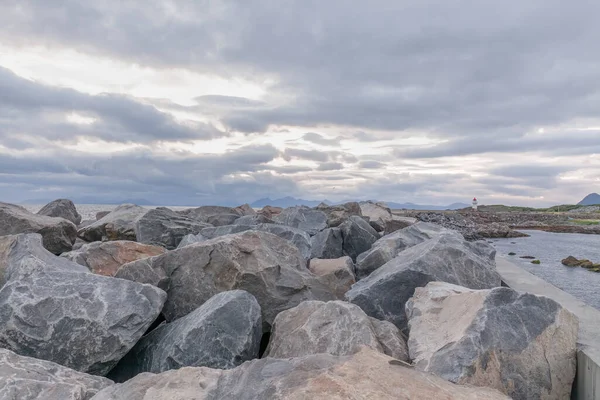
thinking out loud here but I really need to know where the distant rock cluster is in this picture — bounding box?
[0,198,579,399]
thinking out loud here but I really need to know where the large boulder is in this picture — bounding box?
[384,216,417,235]
[176,233,206,249]
[110,290,261,382]
[205,213,240,226]
[0,202,77,254]
[339,215,379,261]
[116,231,335,330]
[0,234,167,375]
[309,257,355,299]
[0,348,113,400]
[406,282,578,400]
[37,198,82,225]
[355,222,446,279]
[310,227,343,259]
[233,214,274,226]
[232,203,256,216]
[78,204,147,242]
[265,300,408,361]
[316,201,362,227]
[134,207,210,249]
[61,240,166,276]
[273,206,328,235]
[178,205,236,223]
[359,201,393,232]
[90,348,510,400]
[346,232,501,332]
[201,223,312,263]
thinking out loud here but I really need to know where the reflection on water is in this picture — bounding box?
[491,230,600,310]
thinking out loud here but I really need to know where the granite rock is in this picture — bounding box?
[406,282,578,400]
[310,227,343,259]
[134,207,210,249]
[110,290,261,382]
[273,206,328,235]
[339,215,379,261]
[346,233,501,332]
[359,201,394,232]
[90,348,510,400]
[309,257,355,299]
[0,348,113,400]
[37,199,82,226]
[0,202,77,254]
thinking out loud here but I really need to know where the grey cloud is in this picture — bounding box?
[316,162,344,171]
[358,161,386,169]
[0,67,223,143]
[302,132,342,146]
[283,148,329,162]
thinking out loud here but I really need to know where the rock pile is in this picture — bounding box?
[0,198,580,399]
[562,255,600,272]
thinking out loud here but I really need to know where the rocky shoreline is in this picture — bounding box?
[0,199,580,399]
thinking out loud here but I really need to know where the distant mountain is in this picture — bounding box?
[385,202,470,210]
[578,193,600,205]
[250,197,331,208]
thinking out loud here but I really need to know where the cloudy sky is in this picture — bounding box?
[1,1,599,206]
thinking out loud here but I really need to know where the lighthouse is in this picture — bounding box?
[472,197,478,211]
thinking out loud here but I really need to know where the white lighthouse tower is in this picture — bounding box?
[472,197,478,211]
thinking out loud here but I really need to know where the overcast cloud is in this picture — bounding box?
[0,0,599,206]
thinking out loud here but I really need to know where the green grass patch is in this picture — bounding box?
[571,219,600,226]
[531,260,541,265]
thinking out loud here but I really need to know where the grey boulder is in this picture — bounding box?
[116,231,334,330]
[176,233,206,248]
[339,215,379,261]
[0,348,113,400]
[201,223,312,263]
[0,234,167,375]
[233,214,274,225]
[90,348,510,400]
[61,240,166,276]
[78,204,147,242]
[232,203,256,216]
[309,257,355,300]
[0,202,77,254]
[359,201,393,232]
[384,216,417,235]
[265,300,408,361]
[355,222,447,279]
[316,201,362,227]
[37,198,82,225]
[110,290,261,382]
[310,227,343,259]
[406,282,578,400]
[346,232,501,332]
[205,213,240,226]
[178,205,236,223]
[273,206,327,235]
[134,207,210,249]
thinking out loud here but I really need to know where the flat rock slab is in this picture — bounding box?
[309,257,355,299]
[61,240,166,276]
[0,234,167,376]
[273,206,328,235]
[347,232,501,332]
[266,300,407,361]
[90,348,510,400]
[359,201,394,232]
[37,198,82,226]
[110,290,261,382]
[0,348,113,400]
[0,202,77,254]
[116,231,334,330]
[355,222,447,279]
[406,282,578,400]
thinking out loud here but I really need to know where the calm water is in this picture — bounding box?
[492,230,600,310]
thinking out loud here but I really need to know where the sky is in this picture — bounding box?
[0,1,599,207]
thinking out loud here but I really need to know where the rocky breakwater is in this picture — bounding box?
[414,211,529,240]
[0,198,580,399]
